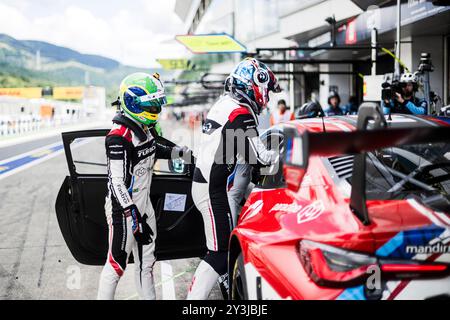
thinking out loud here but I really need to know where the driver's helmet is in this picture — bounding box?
[119,72,167,126]
[296,101,325,119]
[228,58,281,115]
[224,76,232,93]
[400,72,418,84]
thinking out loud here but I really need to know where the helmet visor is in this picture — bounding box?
[125,88,167,114]
[140,97,167,114]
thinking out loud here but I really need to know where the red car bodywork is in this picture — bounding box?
[230,115,450,300]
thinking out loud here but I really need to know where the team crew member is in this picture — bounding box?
[270,99,294,125]
[324,91,344,116]
[97,73,187,300]
[381,73,427,115]
[187,58,282,300]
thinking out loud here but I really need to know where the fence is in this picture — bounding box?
[0,95,87,138]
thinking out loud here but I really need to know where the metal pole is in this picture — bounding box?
[290,61,295,113]
[284,50,295,112]
[371,28,378,76]
[394,0,401,78]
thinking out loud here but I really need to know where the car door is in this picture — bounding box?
[55,129,206,265]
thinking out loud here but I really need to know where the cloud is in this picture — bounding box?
[0,1,188,68]
[0,3,32,39]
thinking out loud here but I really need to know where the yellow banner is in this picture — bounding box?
[157,59,191,70]
[176,34,247,54]
[53,87,84,100]
[0,87,42,99]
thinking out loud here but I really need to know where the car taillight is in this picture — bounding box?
[299,240,377,287]
[299,240,450,287]
[380,263,448,273]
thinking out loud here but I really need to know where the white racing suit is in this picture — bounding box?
[187,95,278,299]
[97,113,176,300]
[227,158,253,226]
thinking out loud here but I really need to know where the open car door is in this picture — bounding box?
[55,129,206,265]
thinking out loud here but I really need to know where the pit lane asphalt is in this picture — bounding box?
[0,120,222,300]
[0,135,62,162]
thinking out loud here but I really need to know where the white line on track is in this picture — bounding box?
[0,140,63,164]
[161,261,176,300]
[0,139,91,181]
[123,264,195,300]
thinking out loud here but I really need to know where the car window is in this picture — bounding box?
[327,142,450,212]
[365,143,450,196]
[70,137,107,175]
[69,136,183,176]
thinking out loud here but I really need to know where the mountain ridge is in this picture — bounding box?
[0,33,121,70]
[0,33,167,101]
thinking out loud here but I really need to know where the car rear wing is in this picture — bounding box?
[304,125,450,158]
[289,104,450,225]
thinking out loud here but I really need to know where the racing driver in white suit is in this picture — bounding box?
[187,58,282,299]
[97,72,188,300]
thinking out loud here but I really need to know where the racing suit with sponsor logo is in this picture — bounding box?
[187,94,278,299]
[97,113,177,300]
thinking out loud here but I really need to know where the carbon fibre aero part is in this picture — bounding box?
[350,103,387,225]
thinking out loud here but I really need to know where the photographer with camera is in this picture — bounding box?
[381,73,427,115]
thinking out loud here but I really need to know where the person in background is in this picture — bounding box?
[325,91,344,116]
[381,73,426,115]
[342,96,359,115]
[270,99,294,125]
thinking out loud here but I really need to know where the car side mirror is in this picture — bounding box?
[283,166,306,191]
[282,135,309,192]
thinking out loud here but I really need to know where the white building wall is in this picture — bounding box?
[279,0,362,39]
[412,35,445,101]
[397,34,445,104]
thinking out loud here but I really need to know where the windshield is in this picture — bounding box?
[330,142,450,212]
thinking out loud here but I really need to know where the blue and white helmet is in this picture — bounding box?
[228,58,281,115]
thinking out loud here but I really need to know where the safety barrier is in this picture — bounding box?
[0,117,82,137]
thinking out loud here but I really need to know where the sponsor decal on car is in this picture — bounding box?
[269,201,325,224]
[296,201,325,224]
[243,200,264,219]
[270,203,303,213]
[406,229,450,255]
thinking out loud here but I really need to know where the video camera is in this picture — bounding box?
[381,79,404,101]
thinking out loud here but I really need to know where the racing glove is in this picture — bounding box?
[125,205,154,245]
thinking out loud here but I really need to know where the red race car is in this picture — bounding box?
[228,106,450,300]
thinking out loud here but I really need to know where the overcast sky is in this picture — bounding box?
[0,0,189,68]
